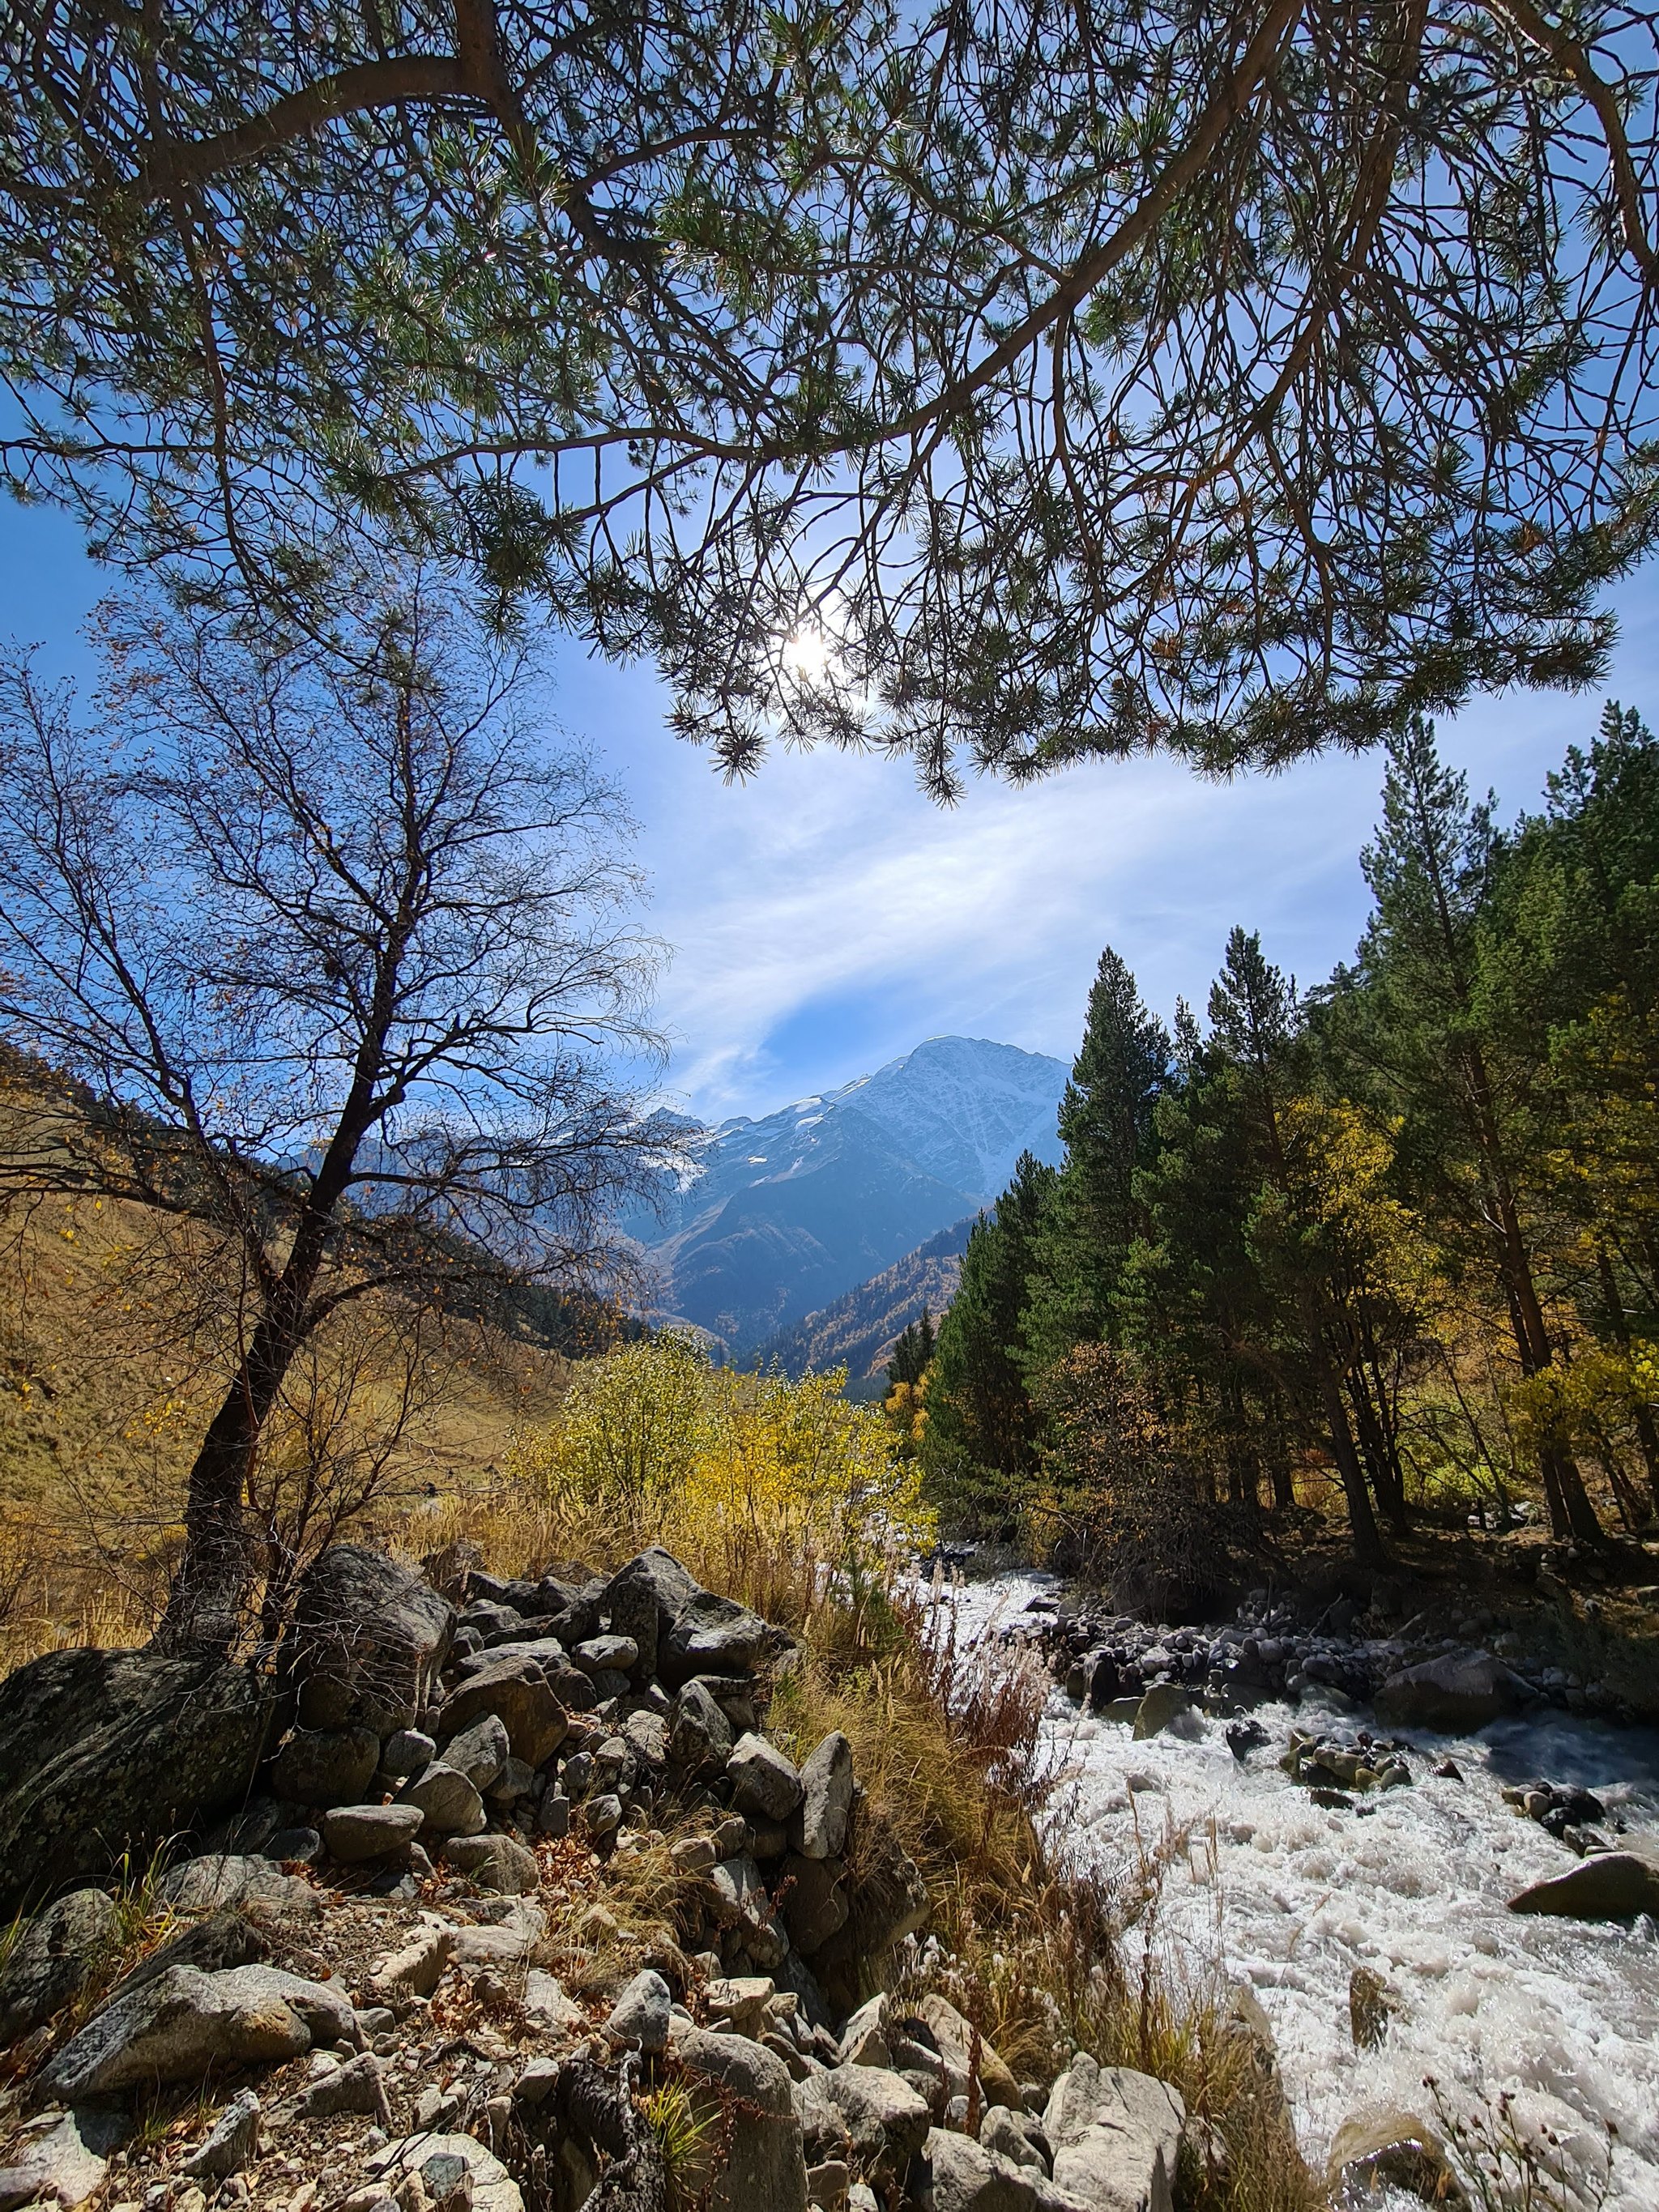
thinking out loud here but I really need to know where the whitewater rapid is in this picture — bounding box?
[945,1571,1659,2211]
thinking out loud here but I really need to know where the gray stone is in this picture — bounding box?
[925,2129,1077,2212]
[400,1762,487,1837]
[436,1657,569,1768]
[728,1733,804,1822]
[979,2108,1049,2174]
[322,1803,424,1861]
[450,1900,544,1965]
[523,1970,585,2035]
[441,1713,511,1791]
[535,1791,570,1839]
[574,1634,640,1675]
[0,2105,131,2212]
[778,1853,847,1956]
[806,2158,851,2212]
[917,1993,1023,2112]
[285,2049,393,2125]
[441,1834,539,1894]
[1508,1839,1659,1921]
[0,1886,119,2042]
[181,2089,261,2179]
[818,2065,931,2183]
[659,1592,778,1689]
[160,1853,318,1920]
[485,1755,538,1805]
[622,1709,669,1771]
[791,1733,854,1860]
[107,1907,267,2000]
[1130,1686,1192,1741]
[1374,1652,1528,1733]
[672,2024,809,2212]
[583,1792,623,1839]
[1043,2056,1184,2212]
[270,1724,381,1807]
[380,1728,437,1778]
[669,1679,734,1773]
[265,1826,323,1865]
[605,1968,672,2052]
[601,1549,703,1680]
[292,1545,454,1733]
[368,2135,522,2212]
[44,1963,356,2099]
[368,1926,455,2001]
[0,1646,277,1917]
[838,1995,891,2068]
[706,1975,775,2035]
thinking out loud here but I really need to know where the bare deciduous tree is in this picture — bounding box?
[0,569,672,1652]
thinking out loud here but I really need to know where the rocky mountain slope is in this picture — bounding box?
[751,1219,972,1397]
[626,1038,1064,1356]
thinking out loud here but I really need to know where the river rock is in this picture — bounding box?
[669,1678,734,1772]
[1326,2108,1465,2206]
[1508,1839,1659,1921]
[819,2065,931,2183]
[369,2134,523,2212]
[292,1545,454,1733]
[1349,1965,1401,2049]
[401,1761,488,1837]
[0,2105,131,2211]
[160,1852,318,1920]
[45,1963,356,2098]
[0,1646,277,1916]
[778,1853,848,1955]
[1043,2055,1184,2212]
[792,1732,854,1859]
[1131,1686,1192,1741]
[729,1732,804,1821]
[1373,1652,1527,1732]
[605,1968,672,2052]
[441,1834,539,1893]
[674,2024,809,2212]
[269,1723,381,1807]
[923,2127,1075,2212]
[181,2088,261,2179]
[440,1712,510,1791]
[979,2107,1050,2172]
[0,1886,119,2042]
[600,1549,703,1679]
[915,1992,1024,2112]
[436,1656,569,1768]
[659,1591,778,1688]
[323,1803,424,1861]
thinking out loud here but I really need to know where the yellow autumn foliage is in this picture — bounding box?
[505,1335,934,1605]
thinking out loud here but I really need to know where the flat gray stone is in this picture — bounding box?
[44,1963,356,2099]
[322,1804,424,1862]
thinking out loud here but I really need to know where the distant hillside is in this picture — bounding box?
[621,1037,1064,1355]
[750,1217,973,1398]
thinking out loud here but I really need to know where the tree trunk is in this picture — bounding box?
[1308,1328,1388,1567]
[1596,1245,1659,1519]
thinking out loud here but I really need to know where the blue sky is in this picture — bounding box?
[6,495,1657,1128]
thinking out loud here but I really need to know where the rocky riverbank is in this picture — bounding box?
[948,1567,1659,2212]
[0,1543,1232,2212]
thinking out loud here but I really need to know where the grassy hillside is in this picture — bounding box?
[0,1179,570,1666]
[751,1216,970,1396]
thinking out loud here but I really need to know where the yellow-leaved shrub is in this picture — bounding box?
[504,1335,934,1632]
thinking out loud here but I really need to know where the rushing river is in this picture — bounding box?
[945,1571,1659,2212]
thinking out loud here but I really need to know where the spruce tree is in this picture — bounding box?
[1022,948,1169,1375]
[1341,718,1606,1543]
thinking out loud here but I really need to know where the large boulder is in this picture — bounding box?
[1373,1652,1528,1733]
[0,1647,277,1917]
[44,1963,356,2099]
[435,1656,568,1767]
[0,1886,119,2043]
[1043,2056,1184,2212]
[672,2024,809,2212]
[791,1732,854,1860]
[817,2065,931,2185]
[602,1549,704,1681]
[268,1724,380,1808]
[291,1545,453,1733]
[728,1733,803,1822]
[659,1591,781,1689]
[923,2129,1079,2212]
[914,1993,1024,2113]
[1326,2108,1465,2206]
[1508,1840,1659,1921]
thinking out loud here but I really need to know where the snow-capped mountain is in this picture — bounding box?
[623,1036,1067,1354]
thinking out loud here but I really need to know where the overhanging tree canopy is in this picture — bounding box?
[4,0,1658,787]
